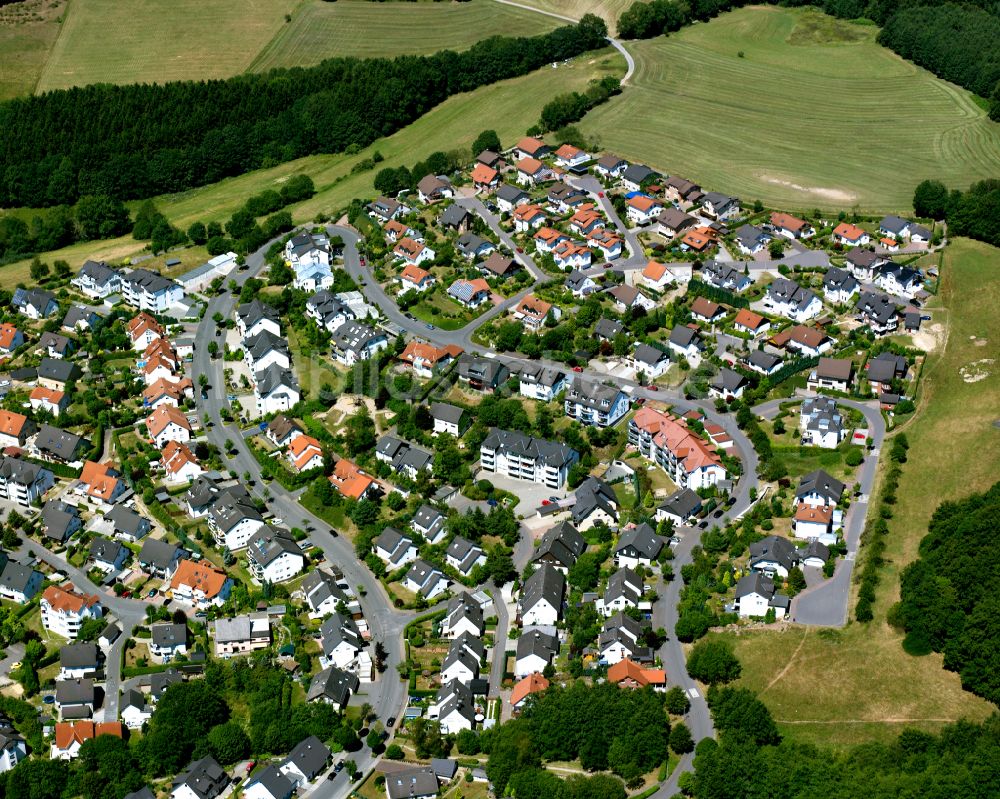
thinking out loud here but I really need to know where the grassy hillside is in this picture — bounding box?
[579,5,1000,212]
[248,0,560,72]
[716,237,1000,749]
[35,0,299,92]
[0,0,65,98]
[504,0,634,31]
[2,47,624,277]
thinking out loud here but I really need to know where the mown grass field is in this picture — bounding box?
[579,5,1000,213]
[248,0,560,72]
[0,0,65,98]
[509,0,633,31]
[35,0,299,92]
[717,237,1000,749]
[3,48,624,274]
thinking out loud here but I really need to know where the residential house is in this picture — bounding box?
[844,247,886,281]
[734,224,771,255]
[746,349,783,377]
[138,538,184,579]
[145,405,192,449]
[732,308,770,337]
[518,564,565,626]
[447,278,491,309]
[690,296,724,324]
[701,261,752,293]
[51,721,123,760]
[802,541,831,569]
[171,757,229,799]
[440,594,485,639]
[779,325,833,358]
[328,458,378,501]
[439,205,472,233]
[594,318,624,342]
[511,672,549,712]
[330,321,387,367]
[412,504,446,544]
[866,351,907,394]
[516,157,550,186]
[607,659,666,691]
[455,233,495,261]
[823,267,859,304]
[764,278,822,322]
[709,367,748,401]
[533,226,568,253]
[237,300,282,340]
[255,365,300,416]
[243,767,294,799]
[620,164,656,193]
[681,226,719,253]
[565,269,597,297]
[440,632,484,685]
[265,415,303,448]
[666,324,703,363]
[496,183,530,213]
[598,567,643,616]
[878,215,914,241]
[403,560,449,601]
[0,560,43,603]
[445,536,486,576]
[373,527,419,570]
[700,192,740,220]
[247,529,305,584]
[770,212,815,240]
[629,407,726,490]
[367,196,404,223]
[479,252,520,279]
[149,623,188,663]
[593,154,628,178]
[663,174,703,205]
[397,264,435,294]
[12,288,58,320]
[457,355,509,392]
[609,284,655,314]
[306,666,359,711]
[793,503,835,542]
[213,613,271,657]
[400,341,463,379]
[876,262,922,299]
[796,469,845,508]
[564,378,629,428]
[480,428,577,489]
[59,642,100,680]
[429,402,468,437]
[832,222,870,247]
[278,735,332,788]
[301,569,350,620]
[0,410,33,448]
[599,613,647,666]
[207,488,265,550]
[163,440,203,483]
[570,205,604,237]
[554,143,589,168]
[518,364,567,402]
[170,560,233,609]
[807,357,853,392]
[655,488,703,525]
[37,359,81,391]
[514,136,549,160]
[0,455,54,506]
[748,535,799,579]
[552,239,591,271]
[42,500,83,544]
[625,195,662,226]
[855,291,900,336]
[734,573,789,619]
[73,261,121,299]
[143,377,194,410]
[512,294,559,331]
[0,324,24,357]
[640,260,675,293]
[244,330,290,373]
[657,208,697,239]
[386,767,440,799]
[547,184,589,214]
[42,585,102,640]
[615,523,665,569]
[800,396,845,448]
[417,174,453,203]
[571,476,618,531]
[285,435,323,474]
[471,162,500,192]
[119,269,183,313]
[120,690,152,730]
[89,536,127,573]
[514,629,559,679]
[55,678,96,720]
[394,237,435,266]
[103,505,151,543]
[77,460,127,506]
[319,612,371,679]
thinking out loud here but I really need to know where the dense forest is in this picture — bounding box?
[617,0,1000,120]
[892,482,1000,705]
[912,179,1000,247]
[0,16,608,208]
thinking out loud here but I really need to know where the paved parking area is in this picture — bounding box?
[475,471,567,514]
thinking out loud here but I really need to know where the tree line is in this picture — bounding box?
[0,17,608,210]
[616,0,1000,119]
[892,481,1000,705]
[913,178,1000,247]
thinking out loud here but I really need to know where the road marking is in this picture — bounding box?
[686,688,700,699]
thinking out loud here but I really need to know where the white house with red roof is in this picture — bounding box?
[393,237,435,266]
[629,407,726,490]
[41,585,102,639]
[145,405,192,449]
[625,195,663,226]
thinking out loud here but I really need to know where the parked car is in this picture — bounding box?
[387,716,397,728]
[246,761,257,774]
[572,366,583,373]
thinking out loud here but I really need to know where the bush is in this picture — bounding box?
[687,639,741,685]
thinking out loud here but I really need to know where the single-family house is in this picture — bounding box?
[808,357,853,392]
[734,572,789,619]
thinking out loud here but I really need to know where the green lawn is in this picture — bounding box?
[0,0,64,99]
[409,290,482,332]
[4,47,625,277]
[35,0,299,92]
[579,6,1000,212]
[717,238,1000,748]
[248,0,560,72]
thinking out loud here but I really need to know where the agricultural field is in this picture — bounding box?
[0,0,65,98]
[717,237,1000,749]
[511,0,634,32]
[34,0,299,92]
[4,48,625,276]
[579,5,1000,213]
[248,0,560,72]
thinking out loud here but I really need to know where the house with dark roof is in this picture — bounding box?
[656,488,703,525]
[796,469,845,508]
[571,476,619,530]
[518,564,565,626]
[373,527,419,570]
[440,593,485,639]
[564,378,629,428]
[480,428,578,490]
[457,355,508,392]
[171,756,229,799]
[279,735,332,786]
[411,504,446,544]
[748,535,800,579]
[855,291,900,337]
[306,666,359,711]
[33,424,85,463]
[385,766,439,799]
[531,521,586,573]
[734,573,789,619]
[514,629,559,679]
[807,357,853,393]
[403,560,450,601]
[615,523,665,569]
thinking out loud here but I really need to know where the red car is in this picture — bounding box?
[359,257,366,265]
[541,499,551,506]
[598,191,605,198]
[516,247,524,253]
[246,761,257,774]
[646,384,659,391]
[572,366,584,373]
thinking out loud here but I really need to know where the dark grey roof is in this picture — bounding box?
[56,678,95,705]
[622,164,655,184]
[331,320,384,355]
[39,332,73,356]
[711,367,747,393]
[749,535,799,573]
[283,735,332,779]
[767,277,818,313]
[605,567,642,604]
[319,613,364,655]
[457,355,508,387]
[803,540,830,562]
[412,504,445,534]
[431,759,457,780]
[386,766,439,799]
[248,529,302,568]
[823,267,858,293]
[735,571,776,599]
[481,428,577,470]
[78,260,119,286]
[404,559,447,598]
[307,665,360,707]
[209,491,264,533]
[748,350,781,372]
[515,628,559,660]
[89,536,123,564]
[879,214,911,235]
[564,378,625,411]
[445,593,484,630]
[255,364,298,397]
[496,184,529,204]
[633,343,669,367]
[443,632,483,674]
[659,488,703,520]
[845,247,883,268]
[616,523,664,560]
[520,564,565,615]
[532,521,586,569]
[173,756,229,799]
[238,300,280,330]
[34,424,84,460]
[36,358,80,384]
[0,560,39,594]
[430,402,466,425]
[0,455,48,486]
[669,324,699,348]
[572,476,618,525]
[150,668,183,700]
[247,765,294,799]
[105,505,149,538]
[123,788,154,799]
[151,623,187,648]
[302,569,347,611]
[594,318,624,339]
[138,537,183,571]
[797,469,845,504]
[735,224,769,250]
[440,205,471,228]
[60,643,98,669]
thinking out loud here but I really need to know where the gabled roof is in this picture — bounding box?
[510,672,549,706]
[520,564,565,614]
[607,658,665,687]
[616,523,664,559]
